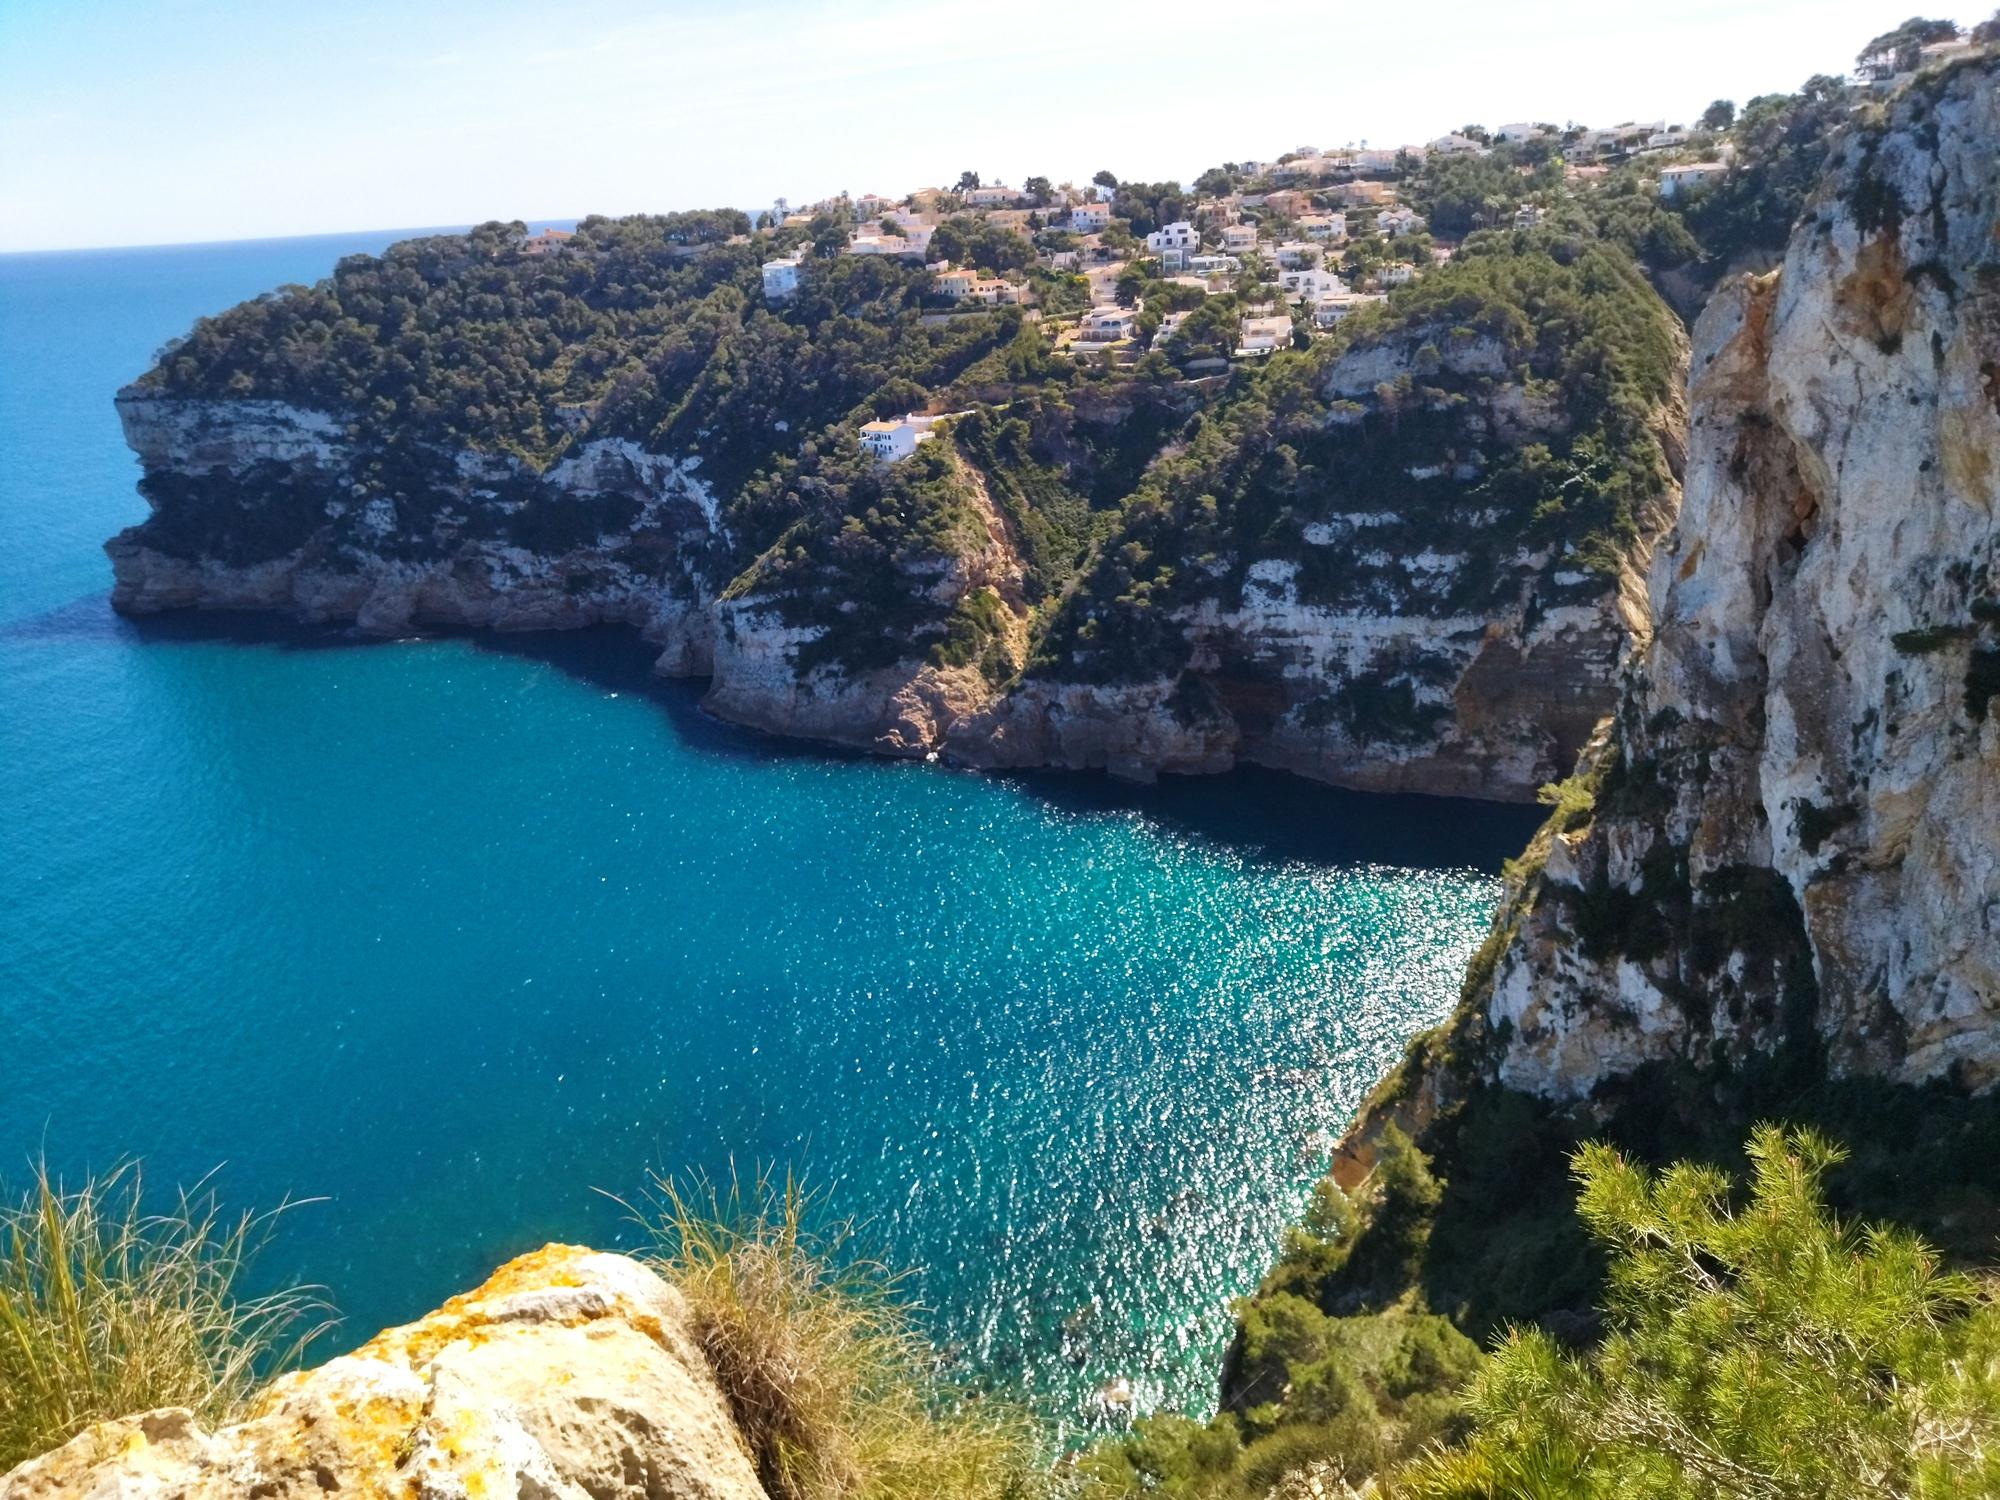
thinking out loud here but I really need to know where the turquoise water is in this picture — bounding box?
[0,233,1540,1423]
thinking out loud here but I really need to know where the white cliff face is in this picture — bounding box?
[110,295,1675,803]
[108,392,724,675]
[1489,58,2000,1097]
[0,1245,767,1500]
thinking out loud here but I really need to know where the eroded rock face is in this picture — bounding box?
[0,1245,766,1500]
[109,394,723,671]
[1487,57,2000,1097]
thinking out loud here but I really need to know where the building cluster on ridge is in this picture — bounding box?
[558,33,1966,463]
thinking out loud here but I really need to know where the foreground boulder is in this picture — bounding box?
[0,1244,766,1500]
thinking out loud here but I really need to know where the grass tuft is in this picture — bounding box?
[0,1159,330,1473]
[619,1165,1043,1500]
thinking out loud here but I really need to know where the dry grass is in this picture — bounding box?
[0,1160,331,1473]
[622,1166,1044,1500]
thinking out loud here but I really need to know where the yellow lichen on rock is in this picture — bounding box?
[0,1246,768,1500]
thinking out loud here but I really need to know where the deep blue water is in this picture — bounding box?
[0,231,1540,1423]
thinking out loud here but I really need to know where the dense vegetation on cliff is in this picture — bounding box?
[1032,231,1682,687]
[146,212,1023,504]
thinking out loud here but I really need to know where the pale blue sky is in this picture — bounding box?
[0,0,1979,253]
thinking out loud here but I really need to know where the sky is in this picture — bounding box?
[0,0,1984,254]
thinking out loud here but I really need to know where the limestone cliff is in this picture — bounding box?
[0,1245,766,1500]
[111,394,724,672]
[1458,55,2000,1100]
[948,315,1685,797]
[109,221,1684,803]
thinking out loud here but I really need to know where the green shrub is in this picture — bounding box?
[630,1168,1041,1500]
[1392,1126,2000,1498]
[0,1161,328,1472]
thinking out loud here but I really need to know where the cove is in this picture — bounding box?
[0,236,1541,1423]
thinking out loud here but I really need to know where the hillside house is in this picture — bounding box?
[1376,262,1416,288]
[1080,306,1139,340]
[1920,35,1977,65]
[1331,180,1393,208]
[1296,213,1348,241]
[849,224,933,258]
[1280,266,1345,302]
[970,277,1027,305]
[1658,161,1730,198]
[761,255,805,300]
[1147,220,1199,254]
[1274,241,1323,268]
[934,267,979,301]
[1235,313,1296,357]
[1069,203,1112,233]
[1313,290,1385,327]
[859,413,944,462]
[1261,189,1310,219]
[1429,133,1485,156]
[1513,203,1545,228]
[1186,253,1241,276]
[1494,122,1552,143]
[965,183,1025,207]
[521,228,575,257]
[1222,223,1261,254]
[1376,206,1421,236]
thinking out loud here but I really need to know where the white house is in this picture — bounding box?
[1657,161,1731,199]
[849,224,933,258]
[1222,223,1261,254]
[1429,133,1486,156]
[965,184,1025,207]
[1070,203,1112,233]
[1186,253,1240,277]
[859,412,945,463]
[1513,203,1546,229]
[1296,213,1348,242]
[1080,306,1139,340]
[761,255,805,300]
[1646,129,1691,150]
[1041,249,1080,271]
[1235,313,1296,357]
[1154,310,1192,345]
[1279,267,1345,302]
[934,267,979,301]
[1376,262,1417,288]
[1147,220,1199,253]
[1494,122,1552,143]
[1274,241,1323,269]
[1376,206,1421,236]
[1312,290,1385,327]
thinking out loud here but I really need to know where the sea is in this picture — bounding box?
[0,228,1541,1425]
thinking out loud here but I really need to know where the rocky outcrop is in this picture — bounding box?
[1480,57,2000,1096]
[109,263,1681,804]
[948,324,1685,798]
[109,394,723,671]
[0,1245,767,1500]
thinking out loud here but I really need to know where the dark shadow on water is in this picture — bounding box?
[1003,767,1543,876]
[33,600,1544,875]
